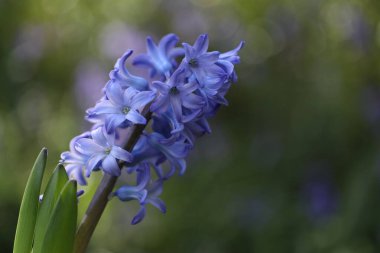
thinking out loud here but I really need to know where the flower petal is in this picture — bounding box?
[150,95,170,113]
[193,34,209,55]
[131,207,146,225]
[158,33,179,54]
[105,82,124,105]
[131,91,156,109]
[86,154,105,176]
[170,95,183,122]
[91,127,108,147]
[220,41,245,64]
[75,139,104,155]
[123,87,138,105]
[104,115,126,134]
[114,187,147,202]
[102,155,121,176]
[151,81,169,94]
[111,146,133,162]
[183,93,204,110]
[177,81,198,94]
[126,110,146,125]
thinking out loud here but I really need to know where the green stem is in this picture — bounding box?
[73,109,152,253]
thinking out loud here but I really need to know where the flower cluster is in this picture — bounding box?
[61,33,243,224]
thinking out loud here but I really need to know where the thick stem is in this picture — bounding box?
[73,110,152,253]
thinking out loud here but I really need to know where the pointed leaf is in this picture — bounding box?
[40,180,78,253]
[33,164,69,253]
[13,148,48,253]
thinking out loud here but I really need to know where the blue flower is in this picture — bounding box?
[133,34,184,78]
[182,34,235,112]
[152,108,184,139]
[132,133,190,176]
[182,34,228,87]
[61,33,243,226]
[150,68,204,122]
[109,50,149,91]
[219,41,245,64]
[131,179,166,225]
[74,127,133,176]
[151,108,211,146]
[60,132,91,185]
[113,163,166,225]
[217,41,245,83]
[113,163,149,203]
[86,82,155,133]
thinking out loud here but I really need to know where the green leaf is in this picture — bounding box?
[33,164,69,253]
[40,180,78,253]
[13,148,48,253]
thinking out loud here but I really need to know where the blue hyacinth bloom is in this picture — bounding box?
[133,33,184,78]
[131,179,166,225]
[131,133,190,176]
[61,33,243,225]
[219,41,245,65]
[113,163,150,202]
[217,41,245,83]
[152,108,184,138]
[60,132,92,185]
[114,163,166,224]
[150,68,204,122]
[109,50,149,91]
[182,34,228,87]
[87,82,155,133]
[74,127,133,176]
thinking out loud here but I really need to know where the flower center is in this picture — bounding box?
[169,86,180,95]
[189,58,198,67]
[122,106,131,114]
[105,148,111,155]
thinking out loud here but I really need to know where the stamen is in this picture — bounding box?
[169,87,180,95]
[122,106,131,114]
[189,58,198,67]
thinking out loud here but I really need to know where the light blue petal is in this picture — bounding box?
[104,115,126,134]
[193,34,209,54]
[89,100,120,116]
[126,110,146,125]
[170,95,182,122]
[105,82,124,105]
[183,93,204,110]
[150,95,170,114]
[123,87,139,105]
[151,81,169,94]
[158,34,178,53]
[114,187,147,202]
[131,207,146,225]
[110,146,133,162]
[102,155,121,176]
[220,41,245,63]
[131,91,156,109]
[75,139,104,155]
[86,154,105,176]
[91,127,108,147]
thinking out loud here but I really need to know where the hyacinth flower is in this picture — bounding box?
[151,67,204,122]
[114,163,166,224]
[133,33,184,78]
[109,50,149,91]
[86,81,155,133]
[13,33,243,253]
[74,127,133,177]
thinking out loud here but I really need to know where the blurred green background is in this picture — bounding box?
[1,0,380,252]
